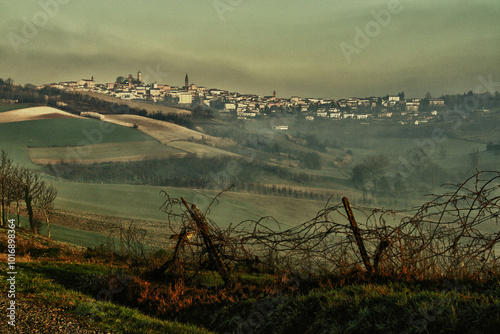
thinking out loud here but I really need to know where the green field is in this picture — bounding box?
[0,259,214,334]
[29,141,184,164]
[0,117,157,169]
[0,103,39,112]
[44,223,119,248]
[8,213,117,248]
[2,118,154,146]
[52,181,330,229]
[0,114,343,236]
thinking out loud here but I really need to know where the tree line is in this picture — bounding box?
[0,151,57,236]
[45,155,304,185]
[0,78,46,104]
[44,155,336,201]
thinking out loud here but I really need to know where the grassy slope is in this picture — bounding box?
[53,181,329,229]
[2,228,498,334]
[0,228,214,333]
[29,141,184,163]
[3,108,495,235]
[0,114,335,234]
[0,103,39,112]
[10,213,117,248]
[212,282,500,334]
[0,118,155,170]
[0,118,153,146]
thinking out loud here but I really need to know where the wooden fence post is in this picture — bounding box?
[181,198,232,286]
[342,197,373,274]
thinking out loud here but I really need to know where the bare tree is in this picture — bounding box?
[35,182,57,238]
[21,168,43,233]
[0,150,14,226]
[10,166,24,227]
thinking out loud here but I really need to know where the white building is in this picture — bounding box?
[178,93,192,105]
[429,98,445,106]
[388,95,400,102]
[77,79,95,88]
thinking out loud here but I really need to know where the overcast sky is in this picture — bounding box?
[1,0,499,98]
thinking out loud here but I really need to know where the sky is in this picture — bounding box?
[0,0,499,99]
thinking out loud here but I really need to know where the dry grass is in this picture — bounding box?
[167,141,241,158]
[0,226,85,262]
[0,106,82,124]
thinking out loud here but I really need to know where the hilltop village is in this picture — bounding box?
[45,71,494,125]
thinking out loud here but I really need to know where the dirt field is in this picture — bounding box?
[99,114,242,158]
[0,106,82,124]
[167,140,241,157]
[80,91,191,115]
[30,153,188,165]
[101,114,214,143]
[29,141,186,164]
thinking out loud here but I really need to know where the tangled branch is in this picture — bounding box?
[157,171,500,281]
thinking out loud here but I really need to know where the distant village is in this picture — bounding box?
[45,71,492,126]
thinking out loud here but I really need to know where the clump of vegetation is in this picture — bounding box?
[486,140,500,151]
[44,154,331,200]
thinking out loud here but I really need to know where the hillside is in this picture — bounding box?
[0,227,214,334]
[2,101,498,247]
[0,106,83,124]
[0,105,353,234]
[80,91,191,116]
[2,213,499,334]
[29,141,185,165]
[0,115,156,170]
[100,113,241,157]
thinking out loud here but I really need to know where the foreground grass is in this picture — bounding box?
[2,227,500,333]
[211,281,500,334]
[0,261,214,334]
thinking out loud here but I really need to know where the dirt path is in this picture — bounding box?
[0,296,109,334]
